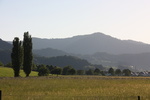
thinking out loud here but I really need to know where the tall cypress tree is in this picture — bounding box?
[11,37,23,77]
[23,32,33,77]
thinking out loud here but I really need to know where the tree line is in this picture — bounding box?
[36,64,131,76]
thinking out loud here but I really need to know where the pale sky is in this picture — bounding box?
[0,0,150,44]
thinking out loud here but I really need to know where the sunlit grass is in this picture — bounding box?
[0,76,150,100]
[0,66,38,77]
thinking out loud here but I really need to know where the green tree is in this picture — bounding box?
[51,67,62,76]
[86,69,94,75]
[38,65,49,76]
[68,68,76,75]
[108,67,115,76]
[32,63,37,71]
[5,62,12,68]
[0,61,4,66]
[115,69,122,76]
[46,65,54,72]
[11,37,23,77]
[23,32,33,77]
[62,66,72,75]
[94,68,101,75]
[77,70,84,75]
[123,69,131,76]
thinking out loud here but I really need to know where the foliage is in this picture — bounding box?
[86,69,94,75]
[0,61,4,66]
[46,65,54,72]
[94,68,101,75]
[38,65,49,76]
[11,37,23,77]
[32,63,37,71]
[77,70,84,75]
[62,66,72,75]
[5,62,12,68]
[50,67,62,76]
[34,55,90,70]
[68,68,76,75]
[108,67,115,76]
[115,69,122,76]
[23,32,33,77]
[123,69,131,76]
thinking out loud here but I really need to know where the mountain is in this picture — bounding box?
[33,48,68,57]
[80,52,150,71]
[32,32,150,55]
[0,50,11,64]
[0,39,12,64]
[0,39,12,50]
[34,55,92,70]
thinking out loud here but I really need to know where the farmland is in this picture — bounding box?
[0,75,150,100]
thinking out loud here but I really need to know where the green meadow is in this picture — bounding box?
[0,75,150,100]
[0,67,38,77]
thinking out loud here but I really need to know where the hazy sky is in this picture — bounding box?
[0,0,150,43]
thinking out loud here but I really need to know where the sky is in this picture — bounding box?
[0,0,150,44]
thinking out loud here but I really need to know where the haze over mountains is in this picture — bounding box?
[33,32,150,55]
[1,32,150,70]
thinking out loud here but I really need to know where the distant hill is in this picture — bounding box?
[34,55,92,70]
[1,33,150,70]
[0,50,11,64]
[80,52,150,71]
[33,48,68,57]
[0,39,12,64]
[32,32,150,55]
[0,39,12,50]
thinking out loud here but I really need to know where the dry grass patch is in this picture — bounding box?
[0,76,150,100]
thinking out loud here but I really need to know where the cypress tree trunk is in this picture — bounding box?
[23,32,33,77]
[11,37,23,77]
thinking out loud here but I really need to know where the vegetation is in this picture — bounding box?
[23,32,33,77]
[0,67,38,77]
[38,65,49,76]
[108,67,115,76]
[11,37,23,77]
[94,68,101,75]
[0,76,150,100]
[115,69,122,76]
[34,55,91,70]
[50,67,62,76]
[123,69,131,76]
[0,61,4,66]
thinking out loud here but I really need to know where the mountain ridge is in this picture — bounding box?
[32,32,150,55]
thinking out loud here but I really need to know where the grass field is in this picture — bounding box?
[0,66,38,77]
[0,76,150,100]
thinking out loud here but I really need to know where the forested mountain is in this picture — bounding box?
[1,33,150,70]
[0,39,12,50]
[32,32,150,55]
[0,50,11,64]
[33,48,68,57]
[34,55,92,70]
[0,39,12,64]
[80,52,150,70]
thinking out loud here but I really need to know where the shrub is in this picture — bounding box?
[38,66,49,76]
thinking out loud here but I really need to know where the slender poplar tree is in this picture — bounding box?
[11,37,23,77]
[23,32,33,77]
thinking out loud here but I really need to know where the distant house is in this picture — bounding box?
[131,72,138,76]
[138,71,150,76]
